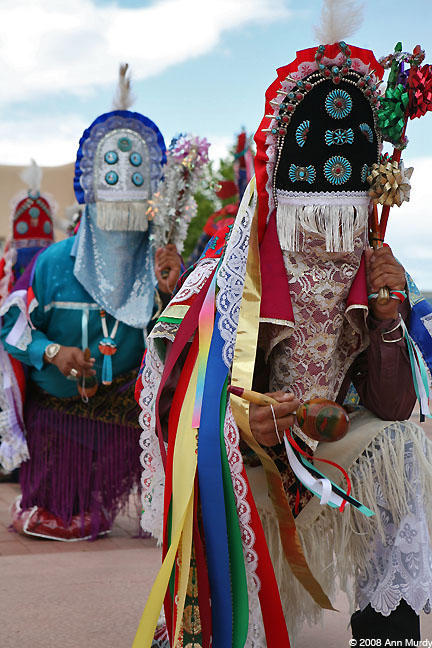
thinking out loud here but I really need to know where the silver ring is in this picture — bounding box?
[69,368,78,378]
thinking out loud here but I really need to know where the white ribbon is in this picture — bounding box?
[283,434,344,508]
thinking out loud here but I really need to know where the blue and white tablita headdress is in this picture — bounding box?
[74,64,166,231]
[72,64,167,329]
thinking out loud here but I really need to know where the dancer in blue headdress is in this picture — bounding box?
[0,65,181,541]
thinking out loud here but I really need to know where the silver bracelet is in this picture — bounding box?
[381,315,404,343]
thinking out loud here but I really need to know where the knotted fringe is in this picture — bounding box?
[255,420,432,638]
[96,201,149,231]
[276,203,369,252]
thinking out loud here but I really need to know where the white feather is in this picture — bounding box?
[112,63,135,111]
[20,159,42,193]
[313,0,364,45]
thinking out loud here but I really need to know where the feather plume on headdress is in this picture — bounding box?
[112,63,135,111]
[313,0,364,44]
[20,159,42,194]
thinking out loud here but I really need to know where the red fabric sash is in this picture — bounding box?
[242,466,291,646]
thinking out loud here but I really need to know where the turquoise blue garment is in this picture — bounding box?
[1,237,146,398]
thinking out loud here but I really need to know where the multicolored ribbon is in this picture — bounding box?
[229,196,335,615]
[401,319,431,419]
[284,429,375,516]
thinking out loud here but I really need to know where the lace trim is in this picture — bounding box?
[225,405,265,647]
[0,347,28,471]
[0,246,16,307]
[0,291,38,351]
[354,424,432,616]
[138,336,165,542]
[276,189,370,207]
[169,258,218,306]
[217,183,256,369]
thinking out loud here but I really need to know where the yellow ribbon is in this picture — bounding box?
[230,185,335,611]
[133,360,199,647]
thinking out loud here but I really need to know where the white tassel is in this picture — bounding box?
[96,202,148,231]
[276,203,368,252]
[20,159,42,194]
[112,63,135,111]
[313,0,364,45]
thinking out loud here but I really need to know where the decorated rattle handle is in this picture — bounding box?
[228,385,302,423]
[228,385,279,406]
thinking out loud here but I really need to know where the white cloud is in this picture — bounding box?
[0,114,88,166]
[385,157,432,291]
[0,0,291,105]
[0,115,235,167]
[207,135,232,165]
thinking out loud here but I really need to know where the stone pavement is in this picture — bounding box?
[1,409,432,647]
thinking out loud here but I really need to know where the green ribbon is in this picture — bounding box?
[377,84,409,144]
[219,376,249,648]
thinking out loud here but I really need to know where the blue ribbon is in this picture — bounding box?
[197,311,233,648]
[409,297,432,374]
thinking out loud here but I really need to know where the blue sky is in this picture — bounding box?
[1,0,432,287]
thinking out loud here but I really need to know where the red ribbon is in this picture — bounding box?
[409,64,432,120]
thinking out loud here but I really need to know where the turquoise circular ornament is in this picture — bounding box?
[324,156,352,185]
[43,221,52,234]
[29,207,40,218]
[105,171,119,185]
[117,137,132,152]
[132,172,144,186]
[129,152,142,166]
[104,151,118,164]
[16,221,28,234]
[325,89,353,119]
